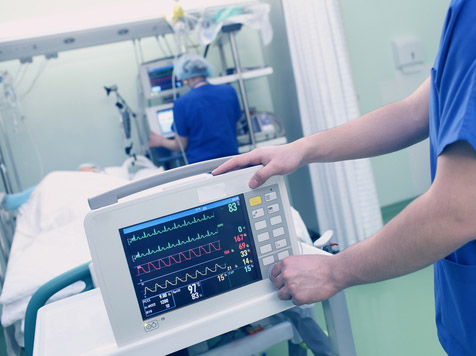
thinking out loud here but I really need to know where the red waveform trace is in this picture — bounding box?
[137,241,221,276]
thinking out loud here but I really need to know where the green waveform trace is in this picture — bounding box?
[144,263,227,296]
[128,212,215,245]
[132,229,219,262]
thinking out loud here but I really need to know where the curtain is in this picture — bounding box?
[282,0,383,249]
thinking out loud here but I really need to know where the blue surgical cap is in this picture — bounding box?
[175,53,213,81]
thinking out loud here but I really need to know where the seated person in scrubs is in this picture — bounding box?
[148,53,242,164]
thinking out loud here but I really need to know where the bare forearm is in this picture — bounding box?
[298,78,430,165]
[160,138,181,151]
[333,195,464,288]
[332,142,476,289]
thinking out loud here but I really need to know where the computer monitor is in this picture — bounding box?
[84,164,301,349]
[146,104,175,138]
[140,57,183,99]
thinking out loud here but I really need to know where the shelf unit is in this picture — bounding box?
[208,66,273,85]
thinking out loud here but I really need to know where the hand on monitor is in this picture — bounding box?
[213,143,303,189]
[269,254,339,305]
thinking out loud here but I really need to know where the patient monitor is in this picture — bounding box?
[139,57,184,100]
[84,158,302,352]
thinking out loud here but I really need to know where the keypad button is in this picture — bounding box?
[249,196,262,207]
[272,227,285,237]
[277,250,290,260]
[262,255,275,266]
[265,192,277,201]
[270,215,282,225]
[255,220,267,230]
[260,244,272,254]
[252,208,265,219]
[275,239,288,249]
[257,232,270,242]
[267,204,280,214]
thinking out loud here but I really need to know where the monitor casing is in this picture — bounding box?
[84,166,302,347]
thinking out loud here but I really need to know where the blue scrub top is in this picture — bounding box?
[173,83,241,164]
[430,0,476,354]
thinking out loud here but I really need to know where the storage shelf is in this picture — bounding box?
[208,67,273,85]
[238,136,287,154]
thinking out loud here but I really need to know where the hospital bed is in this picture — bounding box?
[0,155,162,355]
[0,157,354,356]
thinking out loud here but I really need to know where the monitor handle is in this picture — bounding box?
[88,156,239,210]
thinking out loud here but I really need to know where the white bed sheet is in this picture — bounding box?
[0,171,130,348]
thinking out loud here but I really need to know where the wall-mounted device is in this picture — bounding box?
[84,158,301,352]
[139,57,184,100]
[391,37,424,74]
[145,103,175,138]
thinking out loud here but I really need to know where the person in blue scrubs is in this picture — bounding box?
[213,0,476,354]
[148,53,241,164]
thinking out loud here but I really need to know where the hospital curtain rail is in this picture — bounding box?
[281,0,383,249]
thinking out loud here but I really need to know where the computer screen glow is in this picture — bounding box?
[156,109,174,136]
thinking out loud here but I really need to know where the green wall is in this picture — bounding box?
[339,0,450,206]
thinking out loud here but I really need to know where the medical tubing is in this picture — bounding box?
[21,59,48,99]
[21,115,45,180]
[0,109,22,192]
[162,35,174,57]
[13,63,29,88]
[155,36,167,57]
[88,156,235,210]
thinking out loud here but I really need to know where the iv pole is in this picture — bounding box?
[0,110,22,194]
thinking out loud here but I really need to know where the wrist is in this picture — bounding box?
[328,252,354,291]
[293,135,323,166]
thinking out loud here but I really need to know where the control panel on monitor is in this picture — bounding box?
[146,104,175,138]
[84,165,301,348]
[140,57,183,99]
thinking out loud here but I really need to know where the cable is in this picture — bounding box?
[21,115,45,180]
[161,34,174,57]
[155,36,168,58]
[20,58,48,99]
[13,62,29,88]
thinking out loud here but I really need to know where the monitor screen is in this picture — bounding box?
[119,195,262,321]
[156,108,174,137]
[147,64,182,97]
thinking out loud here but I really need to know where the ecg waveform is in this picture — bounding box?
[127,212,215,245]
[131,229,219,262]
[143,263,227,296]
[136,241,221,276]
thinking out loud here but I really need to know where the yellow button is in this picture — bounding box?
[249,196,262,207]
